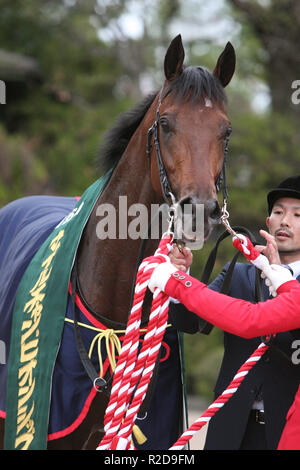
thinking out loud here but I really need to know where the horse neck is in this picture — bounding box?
[77,142,162,326]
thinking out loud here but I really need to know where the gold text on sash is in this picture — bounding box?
[15,229,64,449]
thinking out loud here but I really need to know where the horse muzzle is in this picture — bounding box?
[172,195,221,249]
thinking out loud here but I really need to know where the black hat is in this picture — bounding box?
[267,176,300,214]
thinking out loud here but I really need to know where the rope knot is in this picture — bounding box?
[88,328,122,378]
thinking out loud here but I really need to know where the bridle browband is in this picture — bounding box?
[146,86,230,210]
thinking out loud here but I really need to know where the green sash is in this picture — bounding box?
[4,170,112,450]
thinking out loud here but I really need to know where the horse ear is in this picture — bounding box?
[213,42,236,88]
[164,34,185,81]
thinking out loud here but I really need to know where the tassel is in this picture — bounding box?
[133,424,147,445]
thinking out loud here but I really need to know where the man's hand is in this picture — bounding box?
[255,229,281,265]
[169,244,193,272]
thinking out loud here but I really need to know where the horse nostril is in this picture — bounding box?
[179,196,220,220]
[179,196,193,210]
[205,199,221,221]
[178,196,201,233]
[178,196,221,229]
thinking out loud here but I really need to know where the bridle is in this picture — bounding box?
[146,87,230,218]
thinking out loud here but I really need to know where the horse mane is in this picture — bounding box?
[98,66,226,173]
[98,91,157,173]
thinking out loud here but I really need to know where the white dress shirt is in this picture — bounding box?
[288,260,300,279]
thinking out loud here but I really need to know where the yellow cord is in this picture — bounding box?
[65,318,171,377]
[65,318,128,377]
[64,317,171,447]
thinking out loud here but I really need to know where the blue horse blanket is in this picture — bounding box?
[0,195,183,449]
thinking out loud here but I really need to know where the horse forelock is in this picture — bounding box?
[97,65,227,174]
[168,66,227,105]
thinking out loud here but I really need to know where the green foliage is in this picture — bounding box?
[1,0,299,400]
[184,109,300,399]
[0,0,130,203]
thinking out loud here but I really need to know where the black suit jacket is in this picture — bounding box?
[170,262,300,449]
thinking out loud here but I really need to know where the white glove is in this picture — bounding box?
[261,264,294,297]
[148,261,177,293]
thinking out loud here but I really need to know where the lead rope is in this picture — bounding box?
[97,233,174,450]
[169,208,273,450]
[97,202,273,451]
[169,342,269,449]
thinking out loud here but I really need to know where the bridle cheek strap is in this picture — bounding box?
[147,121,173,205]
[216,134,230,203]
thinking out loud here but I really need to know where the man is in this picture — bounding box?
[170,175,300,449]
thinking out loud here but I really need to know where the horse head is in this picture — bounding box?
[148,35,235,248]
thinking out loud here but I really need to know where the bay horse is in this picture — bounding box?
[0,35,235,449]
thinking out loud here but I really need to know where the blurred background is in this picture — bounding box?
[0,0,299,402]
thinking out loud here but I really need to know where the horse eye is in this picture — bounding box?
[159,117,170,132]
[225,126,232,138]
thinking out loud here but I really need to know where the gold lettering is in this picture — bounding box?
[30,301,42,325]
[28,266,52,298]
[19,385,30,397]
[49,229,64,253]
[18,378,35,408]
[18,359,37,388]
[15,228,65,448]
[24,287,45,315]
[17,402,34,435]
[15,431,34,450]
[21,320,32,331]
[21,314,41,346]
[20,339,38,363]
[41,252,56,270]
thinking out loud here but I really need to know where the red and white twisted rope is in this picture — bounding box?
[97,234,173,450]
[168,234,272,449]
[169,341,269,450]
[97,231,272,451]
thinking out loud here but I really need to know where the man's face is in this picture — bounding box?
[267,197,300,256]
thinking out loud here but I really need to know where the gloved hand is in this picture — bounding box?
[232,234,261,261]
[232,233,294,296]
[232,234,270,271]
[148,260,177,293]
[261,264,294,297]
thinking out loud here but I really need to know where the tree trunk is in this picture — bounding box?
[228,0,300,118]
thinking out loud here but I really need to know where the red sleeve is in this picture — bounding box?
[165,272,300,339]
